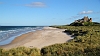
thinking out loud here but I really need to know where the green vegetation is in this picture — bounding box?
[0,26,100,56]
[70,22,100,26]
[0,47,41,56]
[42,26,100,56]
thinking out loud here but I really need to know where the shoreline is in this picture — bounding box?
[0,27,72,49]
[0,31,35,45]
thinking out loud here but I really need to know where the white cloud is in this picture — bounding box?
[78,10,93,15]
[0,2,3,4]
[93,17,100,20]
[68,15,82,20]
[72,15,81,18]
[94,11,100,14]
[25,2,46,7]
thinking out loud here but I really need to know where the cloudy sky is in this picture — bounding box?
[0,0,100,26]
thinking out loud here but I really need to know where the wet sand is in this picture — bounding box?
[0,27,72,49]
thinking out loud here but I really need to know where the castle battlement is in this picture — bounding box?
[75,16,92,23]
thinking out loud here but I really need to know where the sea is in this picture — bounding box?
[0,26,44,45]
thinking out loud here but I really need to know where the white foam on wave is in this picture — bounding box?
[0,27,43,45]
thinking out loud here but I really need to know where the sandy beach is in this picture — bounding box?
[0,27,72,49]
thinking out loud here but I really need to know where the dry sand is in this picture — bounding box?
[0,27,72,49]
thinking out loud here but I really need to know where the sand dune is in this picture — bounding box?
[0,27,72,49]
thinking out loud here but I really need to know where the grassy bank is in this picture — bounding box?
[0,26,100,56]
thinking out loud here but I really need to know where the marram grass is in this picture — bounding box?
[0,26,100,56]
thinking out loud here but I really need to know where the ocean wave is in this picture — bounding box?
[0,26,43,45]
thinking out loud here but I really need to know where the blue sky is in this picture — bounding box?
[0,0,100,26]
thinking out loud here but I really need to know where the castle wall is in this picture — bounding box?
[74,16,92,23]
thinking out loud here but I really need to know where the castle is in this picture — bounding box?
[75,16,92,23]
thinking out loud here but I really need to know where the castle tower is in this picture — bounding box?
[89,18,92,22]
[84,16,89,22]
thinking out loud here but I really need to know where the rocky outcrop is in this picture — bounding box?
[75,16,92,23]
